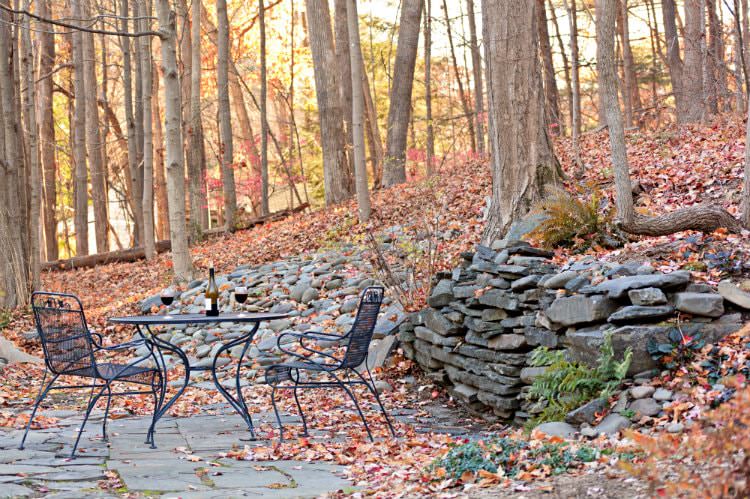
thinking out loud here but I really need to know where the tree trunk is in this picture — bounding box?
[21,2,40,290]
[745,97,750,226]
[38,0,56,261]
[597,0,741,236]
[481,0,561,243]
[362,62,383,185]
[537,0,561,135]
[424,0,435,176]
[0,0,28,307]
[217,0,237,230]
[138,0,155,258]
[152,62,169,240]
[564,0,582,169]
[442,0,475,153]
[259,0,270,215]
[83,0,109,253]
[466,0,485,153]
[347,0,370,222]
[334,0,354,175]
[706,0,725,112]
[684,0,707,122]
[663,0,688,122]
[548,0,572,132]
[382,0,423,187]
[120,0,144,246]
[304,0,353,204]
[188,0,208,235]
[618,0,640,127]
[71,0,89,256]
[156,0,194,281]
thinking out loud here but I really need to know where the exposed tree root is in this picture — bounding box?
[621,204,743,237]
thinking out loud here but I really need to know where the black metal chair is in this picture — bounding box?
[264,286,396,441]
[19,292,162,457]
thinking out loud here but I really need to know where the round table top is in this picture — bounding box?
[108,312,289,326]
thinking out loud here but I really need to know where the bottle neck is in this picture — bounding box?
[209,268,215,280]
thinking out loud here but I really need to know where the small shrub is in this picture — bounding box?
[528,187,612,249]
[647,327,705,372]
[526,334,632,427]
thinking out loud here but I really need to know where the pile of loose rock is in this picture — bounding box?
[398,240,746,426]
[134,246,404,377]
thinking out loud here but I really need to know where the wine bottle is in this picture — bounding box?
[205,262,220,317]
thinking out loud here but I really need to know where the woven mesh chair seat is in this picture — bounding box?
[69,363,159,385]
[265,361,336,385]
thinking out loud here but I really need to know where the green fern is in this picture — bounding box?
[526,334,631,428]
[528,187,610,249]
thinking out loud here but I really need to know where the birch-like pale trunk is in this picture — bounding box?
[217,0,237,230]
[71,0,89,256]
[466,0,485,153]
[152,62,169,240]
[189,0,208,234]
[424,0,435,176]
[157,0,193,281]
[347,0,370,222]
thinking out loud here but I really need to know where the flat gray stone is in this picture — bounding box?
[0,484,34,498]
[629,397,661,417]
[546,295,618,327]
[673,292,724,317]
[592,414,631,435]
[628,287,667,306]
[583,271,691,299]
[718,281,750,310]
[534,422,577,438]
[607,305,674,324]
[630,385,655,399]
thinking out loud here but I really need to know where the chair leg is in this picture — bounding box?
[292,374,309,437]
[270,386,285,442]
[146,373,161,446]
[101,385,113,442]
[356,366,396,437]
[328,371,373,442]
[19,371,59,450]
[71,384,108,458]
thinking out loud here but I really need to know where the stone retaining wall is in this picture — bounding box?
[398,241,744,424]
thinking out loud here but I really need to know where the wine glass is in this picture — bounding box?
[234,286,248,315]
[160,288,175,307]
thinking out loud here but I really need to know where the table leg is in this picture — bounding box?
[143,325,191,448]
[211,322,259,439]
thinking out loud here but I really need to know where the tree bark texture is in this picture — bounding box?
[684,0,706,122]
[662,0,688,122]
[259,0,270,215]
[382,0,423,187]
[481,0,561,243]
[157,0,194,281]
[347,0,370,222]
[217,0,237,230]
[71,0,89,256]
[38,0,57,261]
[189,0,208,234]
[597,0,741,236]
[537,0,561,134]
[334,0,354,175]
[424,0,435,175]
[467,0,485,153]
[152,62,169,240]
[138,0,155,258]
[304,0,353,204]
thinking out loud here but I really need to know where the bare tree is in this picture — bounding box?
[347,0,370,221]
[71,0,89,256]
[259,0,270,215]
[481,0,561,243]
[618,0,640,127]
[663,0,688,122]
[537,0,561,134]
[424,0,435,175]
[188,0,207,235]
[564,0,582,169]
[156,0,193,280]
[382,0,423,187]
[217,0,237,230]
[152,62,169,240]
[442,0,475,152]
[466,0,484,153]
[138,0,155,258]
[38,0,56,261]
[304,0,353,204]
[83,0,109,253]
[21,0,39,288]
[334,0,354,174]
[684,0,707,122]
[597,0,741,235]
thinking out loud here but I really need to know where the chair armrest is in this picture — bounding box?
[277,331,344,365]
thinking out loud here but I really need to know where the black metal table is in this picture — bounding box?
[109,312,288,447]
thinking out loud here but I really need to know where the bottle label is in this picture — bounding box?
[205,298,212,312]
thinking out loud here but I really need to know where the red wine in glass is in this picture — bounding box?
[160,289,175,306]
[234,286,248,304]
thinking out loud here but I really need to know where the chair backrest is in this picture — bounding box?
[31,292,96,376]
[340,287,384,368]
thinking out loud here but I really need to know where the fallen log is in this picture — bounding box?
[42,204,309,271]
